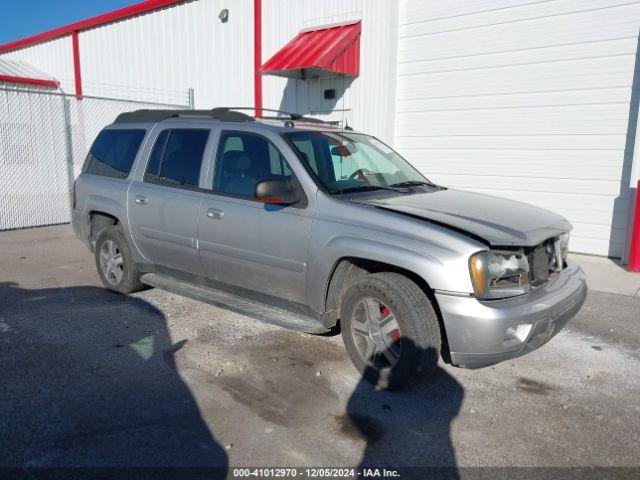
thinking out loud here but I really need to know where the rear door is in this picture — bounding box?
[198,129,313,303]
[128,126,213,275]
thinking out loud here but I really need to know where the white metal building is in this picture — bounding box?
[1,0,639,260]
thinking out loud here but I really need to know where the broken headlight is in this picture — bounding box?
[469,250,530,299]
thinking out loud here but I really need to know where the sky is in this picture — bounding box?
[0,0,140,44]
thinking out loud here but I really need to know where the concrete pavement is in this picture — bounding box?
[1,225,639,475]
[570,253,640,297]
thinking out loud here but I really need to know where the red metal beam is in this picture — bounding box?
[0,74,59,88]
[0,0,186,54]
[253,0,263,117]
[628,180,640,272]
[72,31,82,99]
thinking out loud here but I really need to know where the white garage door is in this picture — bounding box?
[395,0,640,257]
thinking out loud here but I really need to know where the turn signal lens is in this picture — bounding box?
[470,255,486,297]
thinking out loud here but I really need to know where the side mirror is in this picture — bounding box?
[254,179,300,205]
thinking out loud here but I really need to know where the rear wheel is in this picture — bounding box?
[340,272,441,390]
[95,226,144,294]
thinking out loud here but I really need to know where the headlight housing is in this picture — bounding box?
[558,232,570,263]
[469,250,530,300]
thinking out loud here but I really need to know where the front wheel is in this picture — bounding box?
[340,272,441,390]
[94,226,145,294]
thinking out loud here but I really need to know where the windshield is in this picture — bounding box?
[284,131,433,194]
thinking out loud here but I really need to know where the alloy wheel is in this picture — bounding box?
[99,239,124,285]
[350,297,402,369]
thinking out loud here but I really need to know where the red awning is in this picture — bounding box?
[260,21,361,79]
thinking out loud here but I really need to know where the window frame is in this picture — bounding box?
[142,127,212,192]
[210,129,299,202]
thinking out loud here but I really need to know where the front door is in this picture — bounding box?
[198,130,313,304]
[128,127,211,275]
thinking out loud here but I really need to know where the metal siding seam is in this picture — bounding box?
[254,0,263,116]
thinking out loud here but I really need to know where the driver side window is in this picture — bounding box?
[214,131,292,199]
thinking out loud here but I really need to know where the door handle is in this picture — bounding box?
[207,208,224,219]
[135,195,148,205]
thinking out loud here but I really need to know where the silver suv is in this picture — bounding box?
[72,108,587,389]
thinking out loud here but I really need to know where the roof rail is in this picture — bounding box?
[225,107,328,124]
[113,107,330,125]
[113,108,255,124]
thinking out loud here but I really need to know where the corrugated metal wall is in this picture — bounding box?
[395,0,640,257]
[0,1,399,141]
[79,0,253,107]
[1,37,75,93]
[1,1,252,107]
[262,0,399,144]
[2,0,638,257]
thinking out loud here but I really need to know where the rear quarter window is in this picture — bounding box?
[83,129,146,179]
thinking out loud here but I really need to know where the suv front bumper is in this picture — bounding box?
[435,260,587,368]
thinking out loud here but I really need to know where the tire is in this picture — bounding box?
[94,225,145,294]
[340,272,441,390]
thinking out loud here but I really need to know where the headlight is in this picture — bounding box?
[469,250,530,299]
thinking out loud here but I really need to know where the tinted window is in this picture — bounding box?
[83,129,145,179]
[144,130,169,182]
[144,129,209,188]
[214,132,292,198]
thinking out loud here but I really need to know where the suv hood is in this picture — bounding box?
[352,189,571,247]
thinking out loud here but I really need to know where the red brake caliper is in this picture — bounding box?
[380,304,401,343]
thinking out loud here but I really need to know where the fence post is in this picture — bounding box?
[188,88,195,109]
[61,96,75,213]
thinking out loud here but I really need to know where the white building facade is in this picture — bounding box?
[1,0,639,260]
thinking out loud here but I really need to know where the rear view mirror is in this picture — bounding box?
[330,143,357,157]
[254,179,300,205]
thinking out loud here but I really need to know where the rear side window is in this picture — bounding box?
[83,129,146,179]
[144,129,210,188]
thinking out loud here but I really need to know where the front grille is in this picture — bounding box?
[528,239,561,286]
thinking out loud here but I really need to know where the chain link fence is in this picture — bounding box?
[0,87,189,230]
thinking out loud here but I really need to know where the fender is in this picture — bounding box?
[86,194,126,223]
[307,233,470,314]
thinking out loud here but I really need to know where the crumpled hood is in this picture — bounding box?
[352,189,571,247]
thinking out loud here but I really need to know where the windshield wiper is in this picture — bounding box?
[329,184,410,195]
[389,180,446,190]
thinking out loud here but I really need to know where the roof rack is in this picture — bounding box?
[114,108,255,124]
[113,106,330,125]
[225,107,328,124]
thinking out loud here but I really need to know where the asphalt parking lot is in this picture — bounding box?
[1,225,639,477]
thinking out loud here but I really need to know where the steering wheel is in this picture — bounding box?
[348,168,374,181]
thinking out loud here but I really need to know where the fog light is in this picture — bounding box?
[504,324,532,344]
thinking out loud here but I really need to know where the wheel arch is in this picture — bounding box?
[88,211,120,250]
[323,256,452,363]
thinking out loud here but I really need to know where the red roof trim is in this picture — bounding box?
[0,74,59,88]
[0,0,186,54]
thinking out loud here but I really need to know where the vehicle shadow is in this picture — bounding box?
[344,340,463,480]
[0,281,227,478]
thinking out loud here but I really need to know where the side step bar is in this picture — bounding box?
[140,273,329,334]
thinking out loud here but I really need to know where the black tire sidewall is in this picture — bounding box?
[94,227,140,293]
[341,274,437,390]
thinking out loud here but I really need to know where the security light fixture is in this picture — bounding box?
[219,8,229,23]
